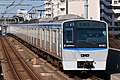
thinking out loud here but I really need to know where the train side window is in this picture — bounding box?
[65,28,73,43]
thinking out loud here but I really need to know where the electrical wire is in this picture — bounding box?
[7,0,25,13]
[1,0,16,18]
[1,0,79,19]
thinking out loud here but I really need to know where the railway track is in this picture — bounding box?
[0,37,40,80]
[1,36,75,80]
[7,35,104,80]
[8,36,73,80]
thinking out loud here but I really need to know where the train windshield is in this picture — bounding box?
[76,28,107,48]
[63,20,107,48]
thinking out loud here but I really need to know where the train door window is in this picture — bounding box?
[42,29,44,40]
[47,30,50,41]
[32,37,33,44]
[65,28,73,43]
[53,30,56,43]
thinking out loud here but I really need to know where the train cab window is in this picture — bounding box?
[65,28,73,43]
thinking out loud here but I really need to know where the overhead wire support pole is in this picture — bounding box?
[66,0,68,14]
[84,0,88,19]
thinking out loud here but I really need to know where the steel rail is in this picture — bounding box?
[1,37,21,80]
[4,37,40,80]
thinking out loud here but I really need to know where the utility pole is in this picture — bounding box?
[84,0,88,19]
[66,0,68,14]
[37,10,45,18]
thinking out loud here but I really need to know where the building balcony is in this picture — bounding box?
[44,5,51,8]
[45,11,51,14]
[44,0,51,3]
[100,5,113,13]
[100,13,112,21]
[100,0,111,6]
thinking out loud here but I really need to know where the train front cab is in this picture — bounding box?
[62,20,109,70]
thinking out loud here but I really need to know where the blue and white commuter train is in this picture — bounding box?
[7,19,108,70]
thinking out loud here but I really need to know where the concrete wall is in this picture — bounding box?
[88,0,100,20]
[68,0,84,18]
[68,0,100,20]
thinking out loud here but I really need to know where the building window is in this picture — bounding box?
[114,1,118,4]
[60,0,65,2]
[100,10,102,13]
[109,22,112,26]
[114,22,118,26]
[110,15,112,18]
[118,0,120,3]
[60,8,65,11]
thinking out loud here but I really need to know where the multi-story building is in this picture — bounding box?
[44,0,120,27]
[100,0,120,27]
[16,9,31,20]
[44,0,52,18]
[100,0,120,34]
[44,0,100,20]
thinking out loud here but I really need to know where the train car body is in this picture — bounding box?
[7,19,108,70]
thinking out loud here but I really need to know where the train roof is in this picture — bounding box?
[10,18,107,28]
[10,22,62,27]
[33,23,62,27]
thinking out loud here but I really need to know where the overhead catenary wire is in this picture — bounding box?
[7,0,25,13]
[1,0,82,19]
[2,0,16,17]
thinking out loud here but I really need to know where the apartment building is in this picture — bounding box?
[100,0,120,27]
[111,0,120,27]
[44,0,120,27]
[16,9,31,20]
[44,0,100,20]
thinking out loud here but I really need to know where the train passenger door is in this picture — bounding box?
[46,29,50,51]
[51,30,57,54]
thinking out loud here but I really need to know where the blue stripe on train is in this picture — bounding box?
[63,48,107,50]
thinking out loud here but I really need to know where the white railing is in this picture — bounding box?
[44,11,51,14]
[44,5,51,8]
[113,9,120,14]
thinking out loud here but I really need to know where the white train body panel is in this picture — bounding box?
[7,19,108,70]
[62,49,108,70]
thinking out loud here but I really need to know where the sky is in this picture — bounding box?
[0,0,44,17]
